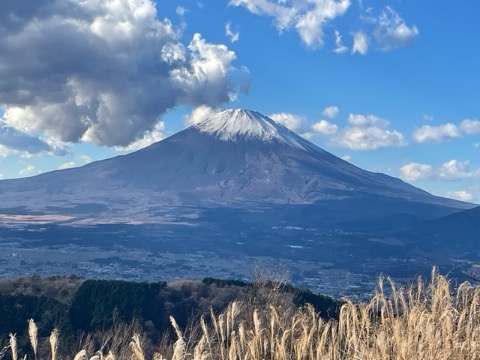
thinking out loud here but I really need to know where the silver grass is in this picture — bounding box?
[170,316,186,360]
[28,319,38,360]
[9,333,17,360]
[130,334,145,360]
[0,345,10,360]
[104,351,115,360]
[73,349,87,360]
[50,329,60,360]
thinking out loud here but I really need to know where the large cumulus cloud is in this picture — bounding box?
[0,0,241,147]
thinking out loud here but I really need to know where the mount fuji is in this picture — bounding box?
[0,109,473,227]
[1,109,478,295]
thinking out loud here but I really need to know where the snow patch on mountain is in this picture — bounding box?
[194,109,308,149]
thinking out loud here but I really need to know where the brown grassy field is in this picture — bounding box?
[2,268,479,360]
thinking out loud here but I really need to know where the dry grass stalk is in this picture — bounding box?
[50,328,60,360]
[0,345,10,360]
[130,334,145,360]
[74,349,87,360]
[9,333,17,360]
[105,351,116,360]
[170,317,186,360]
[27,319,38,360]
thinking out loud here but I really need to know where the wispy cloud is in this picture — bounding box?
[230,0,351,48]
[352,31,369,55]
[373,6,419,51]
[176,6,187,16]
[413,119,480,143]
[322,106,340,119]
[400,160,480,182]
[226,22,240,43]
[333,30,348,53]
[58,154,92,170]
[230,1,417,54]
[58,162,76,170]
[460,119,480,135]
[447,190,473,202]
[19,164,40,177]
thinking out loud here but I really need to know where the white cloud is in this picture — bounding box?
[400,160,480,182]
[269,112,316,138]
[352,31,369,55]
[334,126,406,150]
[0,173,3,179]
[322,106,339,119]
[59,162,76,170]
[230,0,351,48]
[270,112,304,132]
[176,6,187,16]
[0,120,53,154]
[230,2,417,53]
[332,113,406,150]
[225,22,240,43]
[0,145,13,158]
[374,7,419,51]
[311,120,338,135]
[170,33,238,106]
[116,121,166,152]
[80,155,92,164]
[438,160,478,180]
[447,190,473,202]
[460,119,480,135]
[0,0,242,148]
[422,114,433,121]
[413,124,461,143]
[19,165,39,177]
[414,119,480,143]
[400,162,433,181]
[229,0,299,32]
[333,30,348,53]
[341,154,351,161]
[185,105,220,126]
[295,0,351,48]
[58,155,92,170]
[348,113,388,127]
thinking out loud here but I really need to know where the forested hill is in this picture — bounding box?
[0,275,340,357]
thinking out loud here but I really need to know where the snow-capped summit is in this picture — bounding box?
[194,109,308,149]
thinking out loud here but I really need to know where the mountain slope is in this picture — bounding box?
[0,109,473,226]
[402,205,480,251]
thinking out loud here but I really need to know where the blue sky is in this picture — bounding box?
[0,0,479,203]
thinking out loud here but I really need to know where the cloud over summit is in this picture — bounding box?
[0,0,242,147]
